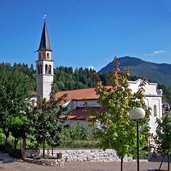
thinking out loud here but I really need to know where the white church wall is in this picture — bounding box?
[128,79,161,96]
[148,97,162,136]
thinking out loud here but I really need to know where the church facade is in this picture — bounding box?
[35,20,163,137]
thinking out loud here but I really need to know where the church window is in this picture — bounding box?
[153,105,157,117]
[45,64,48,74]
[45,64,51,74]
[47,53,50,59]
[48,65,51,74]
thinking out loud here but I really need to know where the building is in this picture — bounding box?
[36,19,54,101]
[55,80,163,136]
[35,20,163,137]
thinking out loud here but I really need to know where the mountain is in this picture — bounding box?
[99,56,171,87]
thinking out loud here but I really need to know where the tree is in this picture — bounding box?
[89,57,150,171]
[28,94,67,158]
[155,113,171,171]
[9,115,29,150]
[0,68,33,150]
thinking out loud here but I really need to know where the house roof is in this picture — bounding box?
[55,88,100,102]
[38,21,52,52]
[55,78,161,103]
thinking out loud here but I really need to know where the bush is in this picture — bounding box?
[60,140,100,148]
[58,124,101,148]
[61,124,90,142]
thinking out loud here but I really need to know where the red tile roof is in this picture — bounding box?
[55,88,99,102]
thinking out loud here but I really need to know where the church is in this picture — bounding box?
[34,20,163,137]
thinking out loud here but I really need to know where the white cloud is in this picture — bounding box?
[146,50,166,56]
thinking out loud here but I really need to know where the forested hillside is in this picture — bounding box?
[0,63,171,102]
[99,56,171,87]
[53,66,97,91]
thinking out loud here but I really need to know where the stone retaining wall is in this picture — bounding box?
[24,149,132,162]
[24,157,64,167]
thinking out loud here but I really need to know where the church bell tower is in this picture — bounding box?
[36,19,54,101]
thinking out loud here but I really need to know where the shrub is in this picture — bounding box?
[60,140,100,148]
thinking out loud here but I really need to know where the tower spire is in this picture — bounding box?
[36,18,54,101]
[38,16,52,51]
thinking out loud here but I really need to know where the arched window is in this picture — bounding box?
[153,105,157,117]
[47,53,50,59]
[48,65,51,74]
[45,64,48,74]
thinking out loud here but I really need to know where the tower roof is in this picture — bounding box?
[38,21,52,51]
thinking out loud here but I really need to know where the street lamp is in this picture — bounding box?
[129,108,145,171]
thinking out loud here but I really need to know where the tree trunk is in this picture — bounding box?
[42,140,45,158]
[14,138,18,150]
[168,155,170,171]
[52,146,54,156]
[4,130,9,152]
[121,157,123,171]
[21,137,26,159]
[159,155,165,170]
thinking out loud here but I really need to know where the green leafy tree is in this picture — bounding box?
[155,113,171,171]
[9,115,29,150]
[28,94,67,158]
[0,68,33,150]
[89,57,150,171]
[62,124,89,142]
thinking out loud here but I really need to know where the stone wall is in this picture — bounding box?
[24,149,132,162]
[24,158,64,167]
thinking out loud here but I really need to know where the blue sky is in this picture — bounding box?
[0,0,171,71]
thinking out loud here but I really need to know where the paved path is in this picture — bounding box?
[0,151,169,171]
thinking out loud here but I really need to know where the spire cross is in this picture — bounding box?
[43,14,47,22]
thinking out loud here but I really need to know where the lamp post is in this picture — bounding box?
[129,108,145,171]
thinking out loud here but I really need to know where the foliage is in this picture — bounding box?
[155,113,171,155]
[158,84,171,103]
[89,57,151,171]
[59,124,100,148]
[54,66,97,91]
[155,113,171,171]
[61,124,89,141]
[0,67,33,150]
[28,94,67,157]
[0,62,171,102]
[60,140,100,148]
